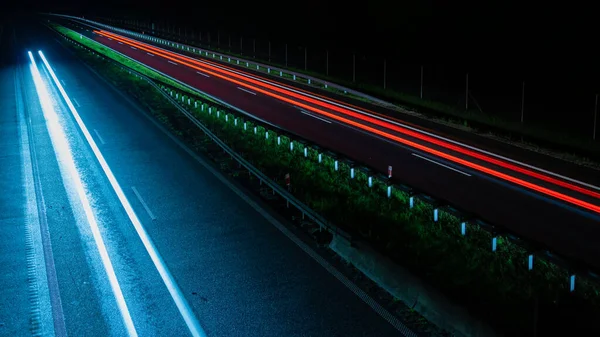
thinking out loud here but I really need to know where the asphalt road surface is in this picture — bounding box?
[56,18,600,271]
[0,20,410,336]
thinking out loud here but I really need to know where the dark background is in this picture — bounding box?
[4,1,599,137]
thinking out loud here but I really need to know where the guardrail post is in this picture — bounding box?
[350,167,355,179]
[528,254,534,270]
[277,136,281,145]
[433,208,439,222]
[368,176,372,187]
[334,160,338,171]
[570,274,576,292]
[491,237,497,251]
[461,222,466,235]
[303,146,307,157]
[289,141,294,151]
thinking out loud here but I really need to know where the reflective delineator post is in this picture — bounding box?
[492,237,497,252]
[246,62,249,67]
[265,131,269,139]
[234,118,238,126]
[461,222,466,235]
[293,74,296,80]
[194,101,198,108]
[334,160,338,171]
[304,147,307,157]
[318,153,322,163]
[350,167,355,179]
[237,60,240,65]
[188,98,191,105]
[289,141,294,151]
[228,57,230,62]
[176,93,179,99]
[368,176,372,187]
[387,185,392,198]
[570,274,576,292]
[208,107,212,114]
[268,68,270,73]
[433,209,439,222]
[201,104,204,112]
[277,136,281,145]
[308,79,311,84]
[280,71,282,76]
[170,90,173,96]
[216,110,220,118]
[254,126,257,134]
[244,122,247,130]
[225,115,228,122]
[528,254,534,270]
[409,197,414,208]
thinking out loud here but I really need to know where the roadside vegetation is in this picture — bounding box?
[50,21,600,336]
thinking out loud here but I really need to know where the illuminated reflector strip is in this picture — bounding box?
[28,51,138,337]
[38,51,207,337]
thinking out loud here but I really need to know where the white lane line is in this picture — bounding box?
[237,87,256,95]
[72,98,81,108]
[412,153,471,177]
[107,37,112,40]
[145,42,599,190]
[118,41,123,45]
[299,109,332,124]
[168,60,178,66]
[38,51,207,337]
[93,129,106,145]
[60,79,66,86]
[196,71,209,78]
[147,53,154,56]
[31,52,138,337]
[130,46,137,50]
[131,187,157,220]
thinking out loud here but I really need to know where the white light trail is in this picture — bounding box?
[28,51,138,337]
[38,51,207,337]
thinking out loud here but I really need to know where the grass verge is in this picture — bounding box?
[52,22,600,337]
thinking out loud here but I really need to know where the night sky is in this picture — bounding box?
[3,0,598,125]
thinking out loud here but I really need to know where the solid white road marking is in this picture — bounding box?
[118,41,123,45]
[168,60,178,66]
[412,153,471,177]
[72,98,81,108]
[130,46,137,50]
[93,129,106,145]
[147,53,154,56]
[299,109,332,124]
[131,187,157,220]
[39,51,207,337]
[237,87,256,95]
[196,71,209,77]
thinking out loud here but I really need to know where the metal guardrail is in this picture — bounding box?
[48,22,352,243]
[47,20,600,292]
[46,13,397,109]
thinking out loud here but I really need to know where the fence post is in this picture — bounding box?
[466,73,469,110]
[594,93,598,140]
[326,50,329,76]
[521,81,525,123]
[352,54,356,83]
[383,59,386,90]
[420,65,424,99]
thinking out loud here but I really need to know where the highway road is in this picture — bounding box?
[55,18,600,270]
[0,20,410,336]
